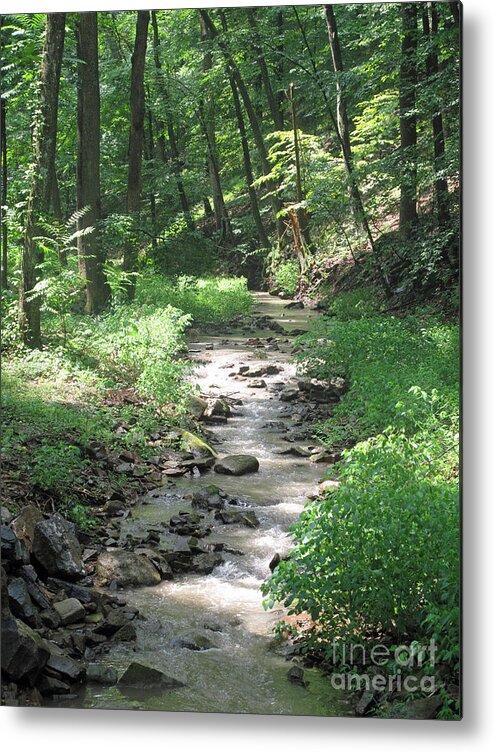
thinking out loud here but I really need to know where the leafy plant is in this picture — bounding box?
[262,305,460,708]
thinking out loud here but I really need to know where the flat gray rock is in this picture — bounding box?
[214,455,260,476]
[118,661,184,688]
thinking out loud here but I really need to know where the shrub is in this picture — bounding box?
[296,314,459,446]
[274,260,299,297]
[328,287,380,320]
[262,430,459,656]
[262,307,460,706]
[136,273,252,323]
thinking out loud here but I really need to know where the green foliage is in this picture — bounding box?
[103,261,140,306]
[297,312,459,446]
[105,303,192,407]
[1,290,22,351]
[32,440,87,495]
[327,287,380,321]
[150,218,218,276]
[136,273,252,324]
[262,306,460,705]
[263,430,459,642]
[273,260,299,297]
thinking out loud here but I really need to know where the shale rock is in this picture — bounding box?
[53,598,86,626]
[214,455,259,476]
[118,662,184,689]
[95,550,161,588]
[32,513,85,580]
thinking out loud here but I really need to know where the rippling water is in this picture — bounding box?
[66,293,352,717]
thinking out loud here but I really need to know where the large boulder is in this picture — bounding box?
[190,552,223,575]
[214,455,260,476]
[118,661,184,689]
[44,649,85,682]
[32,513,85,580]
[95,550,161,588]
[215,509,260,528]
[205,398,231,418]
[1,620,50,686]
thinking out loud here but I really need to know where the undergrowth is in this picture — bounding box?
[1,274,253,521]
[262,293,460,719]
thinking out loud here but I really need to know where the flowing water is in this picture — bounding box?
[70,293,352,717]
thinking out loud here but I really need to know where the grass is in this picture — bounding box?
[1,274,253,523]
[262,292,460,718]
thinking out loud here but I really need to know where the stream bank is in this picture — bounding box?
[2,293,353,717]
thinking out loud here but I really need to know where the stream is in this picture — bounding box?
[68,292,352,717]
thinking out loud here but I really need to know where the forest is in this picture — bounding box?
[1,4,460,720]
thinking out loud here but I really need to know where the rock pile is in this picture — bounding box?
[1,511,141,706]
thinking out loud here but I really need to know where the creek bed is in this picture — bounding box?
[63,293,352,717]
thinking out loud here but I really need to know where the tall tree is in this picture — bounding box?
[229,74,270,249]
[246,9,284,131]
[199,9,284,240]
[123,10,149,300]
[150,11,194,231]
[19,13,65,347]
[422,3,450,233]
[399,3,418,241]
[1,96,7,290]
[275,9,284,127]
[288,82,311,274]
[76,12,110,313]
[200,13,234,244]
[324,5,391,296]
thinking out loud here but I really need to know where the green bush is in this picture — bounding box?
[274,260,299,297]
[109,303,192,406]
[263,429,459,655]
[296,314,459,446]
[262,308,460,706]
[328,287,380,320]
[136,273,253,324]
[57,301,193,410]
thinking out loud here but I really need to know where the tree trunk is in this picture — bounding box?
[275,9,284,127]
[48,161,62,220]
[145,107,158,252]
[289,82,311,273]
[200,13,234,244]
[123,10,149,301]
[1,97,8,290]
[450,1,460,27]
[246,9,284,131]
[422,4,450,232]
[324,5,391,296]
[76,12,110,314]
[19,13,65,347]
[325,5,364,226]
[200,9,284,241]
[151,11,194,231]
[399,3,418,241]
[229,75,270,249]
